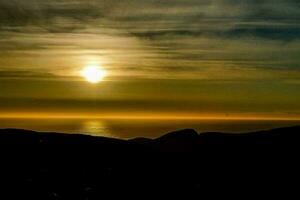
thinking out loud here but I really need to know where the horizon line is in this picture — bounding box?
[0,112,300,121]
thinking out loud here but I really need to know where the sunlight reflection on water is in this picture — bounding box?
[79,120,114,138]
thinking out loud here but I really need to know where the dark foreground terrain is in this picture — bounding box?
[1,126,300,199]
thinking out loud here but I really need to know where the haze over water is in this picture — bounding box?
[1,118,299,139]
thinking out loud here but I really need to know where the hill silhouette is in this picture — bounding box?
[1,126,300,199]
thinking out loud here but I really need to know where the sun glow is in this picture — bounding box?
[81,65,106,83]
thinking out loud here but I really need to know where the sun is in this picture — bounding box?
[81,65,106,83]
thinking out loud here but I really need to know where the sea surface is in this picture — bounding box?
[0,118,300,139]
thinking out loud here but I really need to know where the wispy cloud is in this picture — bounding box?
[0,70,55,79]
[0,0,299,80]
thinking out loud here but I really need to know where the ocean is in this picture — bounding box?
[0,118,299,139]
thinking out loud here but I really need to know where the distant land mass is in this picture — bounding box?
[1,126,300,199]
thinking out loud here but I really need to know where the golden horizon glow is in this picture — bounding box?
[1,112,300,121]
[81,65,106,83]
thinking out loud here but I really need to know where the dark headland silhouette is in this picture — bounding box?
[1,126,300,199]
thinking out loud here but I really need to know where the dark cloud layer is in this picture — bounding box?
[0,70,56,79]
[1,0,299,37]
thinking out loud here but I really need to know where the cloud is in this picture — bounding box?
[131,26,300,41]
[0,0,299,81]
[0,70,57,79]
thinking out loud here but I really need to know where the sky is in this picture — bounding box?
[0,0,300,120]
